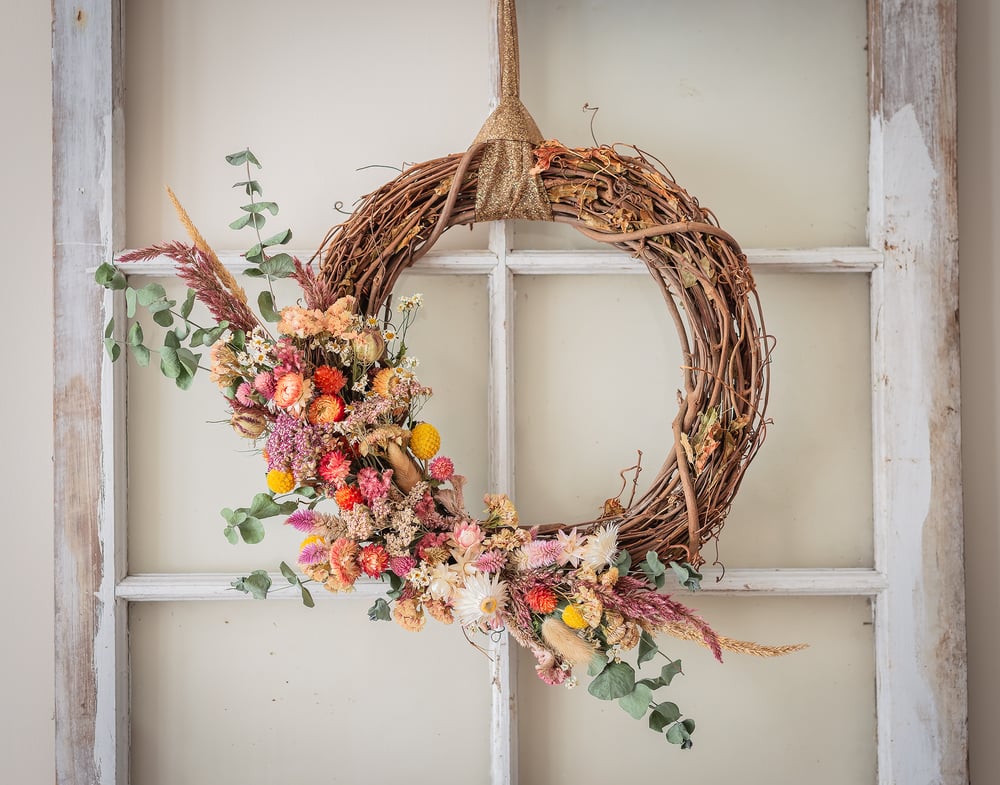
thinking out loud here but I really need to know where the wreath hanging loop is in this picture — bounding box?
[472,0,552,222]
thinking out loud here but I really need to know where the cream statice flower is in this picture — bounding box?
[581,523,620,569]
[453,573,508,628]
[556,527,588,567]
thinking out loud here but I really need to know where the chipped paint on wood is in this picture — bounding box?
[53,1,127,783]
[869,1,966,783]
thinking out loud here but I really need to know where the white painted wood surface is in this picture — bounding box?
[53,2,127,784]
[868,1,965,783]
[116,246,882,278]
[116,567,888,602]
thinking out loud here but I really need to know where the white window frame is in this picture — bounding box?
[53,1,965,783]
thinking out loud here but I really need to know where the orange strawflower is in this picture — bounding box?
[273,372,305,408]
[334,485,363,512]
[525,586,559,615]
[313,365,347,395]
[307,394,346,425]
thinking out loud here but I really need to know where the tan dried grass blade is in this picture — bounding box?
[166,186,250,306]
[661,621,807,657]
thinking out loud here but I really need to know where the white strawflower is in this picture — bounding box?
[453,573,508,628]
[582,524,620,569]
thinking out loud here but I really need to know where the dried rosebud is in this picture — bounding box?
[231,409,268,439]
[352,329,385,365]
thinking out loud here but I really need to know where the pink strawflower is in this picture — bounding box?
[285,509,317,534]
[475,550,506,574]
[520,539,563,569]
[319,450,352,487]
[533,647,568,686]
[253,371,276,400]
[452,520,485,551]
[389,556,417,577]
[357,466,393,503]
[428,456,455,482]
[235,382,255,407]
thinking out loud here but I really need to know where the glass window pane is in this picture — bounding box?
[130,600,492,784]
[517,596,875,785]
[124,0,492,250]
[127,273,489,573]
[513,273,872,568]
[518,0,868,249]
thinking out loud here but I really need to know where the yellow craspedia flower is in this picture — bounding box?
[266,469,296,494]
[562,604,589,630]
[410,422,441,461]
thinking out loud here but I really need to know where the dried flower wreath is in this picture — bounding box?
[96,0,798,748]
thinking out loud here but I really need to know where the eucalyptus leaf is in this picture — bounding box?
[638,630,659,666]
[660,659,683,686]
[162,330,181,350]
[367,598,392,621]
[109,270,127,290]
[259,253,295,278]
[279,561,298,584]
[587,661,635,701]
[241,201,278,215]
[228,329,243,350]
[103,338,120,362]
[94,262,117,286]
[173,321,190,341]
[666,722,693,748]
[159,346,181,378]
[130,343,150,367]
[613,549,632,574]
[180,288,196,319]
[220,507,237,524]
[248,493,280,519]
[136,282,167,306]
[223,525,238,545]
[174,368,195,390]
[225,150,250,166]
[237,517,266,544]
[125,287,137,318]
[176,347,201,375]
[152,309,174,328]
[386,573,404,600]
[262,228,292,247]
[258,290,281,322]
[669,560,703,591]
[588,652,609,677]
[229,214,252,231]
[618,683,653,719]
[104,317,115,339]
[243,570,271,600]
[300,584,315,608]
[243,267,265,278]
[648,701,680,732]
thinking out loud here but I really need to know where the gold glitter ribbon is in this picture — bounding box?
[473,0,552,222]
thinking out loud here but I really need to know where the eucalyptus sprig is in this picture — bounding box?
[96,267,226,389]
[225,148,295,323]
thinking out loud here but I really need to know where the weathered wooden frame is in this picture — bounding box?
[53,1,964,783]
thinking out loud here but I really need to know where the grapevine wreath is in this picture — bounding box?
[98,0,797,748]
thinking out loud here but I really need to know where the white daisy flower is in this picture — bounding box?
[581,523,620,569]
[401,355,419,370]
[452,572,508,628]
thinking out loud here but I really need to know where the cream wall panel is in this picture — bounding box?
[128,274,489,573]
[516,0,869,249]
[513,273,872,567]
[517,596,875,785]
[130,601,491,784]
[124,0,491,251]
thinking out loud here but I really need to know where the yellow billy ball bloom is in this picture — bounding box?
[266,469,296,494]
[410,422,441,461]
[561,604,589,630]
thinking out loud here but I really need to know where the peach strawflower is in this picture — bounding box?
[327,538,361,591]
[307,394,346,425]
[273,372,305,408]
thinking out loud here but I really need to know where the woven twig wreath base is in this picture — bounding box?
[313,140,769,567]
